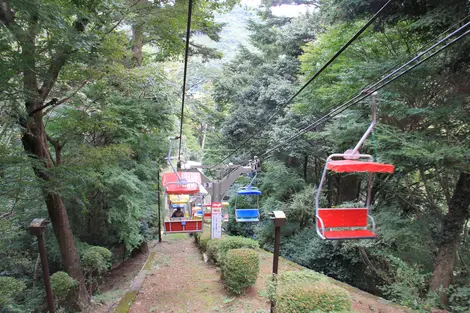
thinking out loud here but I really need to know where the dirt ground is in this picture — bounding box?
[127,234,411,313]
[130,234,268,313]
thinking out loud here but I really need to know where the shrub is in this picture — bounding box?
[206,239,224,263]
[0,276,26,307]
[222,248,259,295]
[200,236,211,253]
[194,232,201,244]
[82,246,112,274]
[448,285,470,313]
[277,270,328,285]
[196,231,211,252]
[379,255,428,309]
[217,236,259,263]
[50,271,78,300]
[276,280,351,313]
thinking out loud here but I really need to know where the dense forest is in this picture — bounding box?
[0,0,469,312]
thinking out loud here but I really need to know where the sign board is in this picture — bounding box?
[211,201,222,239]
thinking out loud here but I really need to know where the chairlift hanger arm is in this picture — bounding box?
[220,166,253,196]
[350,92,377,156]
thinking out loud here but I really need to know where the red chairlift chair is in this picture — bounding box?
[314,93,394,240]
[162,138,204,233]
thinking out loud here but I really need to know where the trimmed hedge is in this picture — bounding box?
[194,231,211,252]
[222,248,260,295]
[274,271,352,313]
[82,246,112,274]
[198,235,259,264]
[206,238,223,263]
[215,236,259,264]
[50,271,78,300]
[276,270,328,285]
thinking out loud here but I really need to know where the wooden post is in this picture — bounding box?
[157,169,162,243]
[268,211,286,313]
[29,218,55,313]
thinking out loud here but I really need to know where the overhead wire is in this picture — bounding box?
[243,16,470,161]
[284,16,470,136]
[178,0,194,164]
[209,0,394,168]
[238,15,470,162]
[259,23,470,159]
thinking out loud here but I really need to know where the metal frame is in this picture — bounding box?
[314,93,378,240]
[234,185,261,222]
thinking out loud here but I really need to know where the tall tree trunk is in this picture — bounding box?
[429,172,470,304]
[3,0,90,307]
[303,154,308,181]
[22,111,89,306]
[131,22,143,67]
[20,23,88,304]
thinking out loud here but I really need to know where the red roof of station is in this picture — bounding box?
[327,160,394,173]
[162,172,201,195]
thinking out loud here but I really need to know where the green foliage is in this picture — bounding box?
[50,272,78,300]
[206,238,224,263]
[276,270,328,285]
[215,236,259,264]
[200,236,211,253]
[195,231,212,252]
[448,285,470,313]
[260,161,305,201]
[82,246,112,274]
[283,185,317,227]
[379,256,429,309]
[269,271,351,313]
[222,248,260,295]
[275,280,352,313]
[0,277,26,307]
[278,228,363,284]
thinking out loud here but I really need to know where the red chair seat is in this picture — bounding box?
[317,208,376,240]
[323,229,376,240]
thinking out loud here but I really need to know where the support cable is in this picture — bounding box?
[210,0,394,168]
[288,19,470,135]
[178,0,194,164]
[260,26,470,159]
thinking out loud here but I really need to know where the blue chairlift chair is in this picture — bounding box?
[234,186,262,222]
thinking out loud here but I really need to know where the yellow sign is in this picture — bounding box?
[222,202,229,207]
[169,194,189,204]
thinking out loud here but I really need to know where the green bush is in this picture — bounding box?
[379,255,429,309]
[206,238,224,263]
[448,285,470,313]
[82,246,112,274]
[222,248,259,295]
[196,231,211,252]
[216,236,259,263]
[276,280,351,313]
[194,232,201,244]
[277,270,328,285]
[50,271,78,300]
[0,276,26,307]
